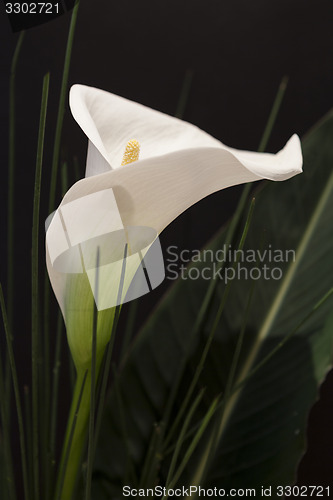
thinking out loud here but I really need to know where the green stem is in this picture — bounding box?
[48,0,80,213]
[43,4,80,491]
[32,73,50,500]
[5,29,25,448]
[55,368,91,500]
[0,284,30,500]
[23,385,33,497]
[50,312,63,465]
[165,389,205,488]
[163,397,219,498]
[258,76,289,153]
[7,30,25,330]
[163,198,255,449]
[231,286,333,396]
[0,343,16,500]
[120,298,139,362]
[48,312,64,500]
[85,272,99,500]
[93,246,127,457]
[57,245,126,499]
[175,69,193,119]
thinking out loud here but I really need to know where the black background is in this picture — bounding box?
[1,0,333,491]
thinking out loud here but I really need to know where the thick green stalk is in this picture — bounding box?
[55,357,102,500]
[57,246,127,499]
[55,368,92,500]
[85,277,98,500]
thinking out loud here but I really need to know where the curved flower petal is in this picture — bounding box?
[225,134,303,181]
[69,84,222,175]
[50,84,303,309]
[47,84,303,369]
[70,84,302,181]
[54,140,301,235]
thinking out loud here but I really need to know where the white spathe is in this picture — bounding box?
[46,83,303,317]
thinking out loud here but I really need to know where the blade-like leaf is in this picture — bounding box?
[92,111,333,499]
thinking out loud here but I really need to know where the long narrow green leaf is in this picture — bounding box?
[61,161,69,196]
[55,371,88,500]
[159,77,289,445]
[48,0,80,213]
[120,299,139,362]
[50,312,63,481]
[85,250,100,500]
[164,198,256,449]
[230,286,333,399]
[223,280,257,403]
[164,397,219,496]
[31,72,50,500]
[112,367,138,487]
[93,110,333,495]
[175,69,193,119]
[191,75,289,341]
[258,76,289,153]
[73,155,81,182]
[23,385,33,498]
[43,6,80,494]
[5,29,26,451]
[0,344,16,500]
[215,168,333,448]
[139,422,164,489]
[0,284,30,500]
[93,245,128,459]
[191,285,333,488]
[165,284,333,477]
[165,389,205,488]
[7,30,25,330]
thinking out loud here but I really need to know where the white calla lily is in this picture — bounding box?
[68,85,302,221]
[45,85,303,500]
[46,84,302,370]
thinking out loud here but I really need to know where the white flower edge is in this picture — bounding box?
[46,84,303,316]
[69,84,303,180]
[54,138,301,237]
